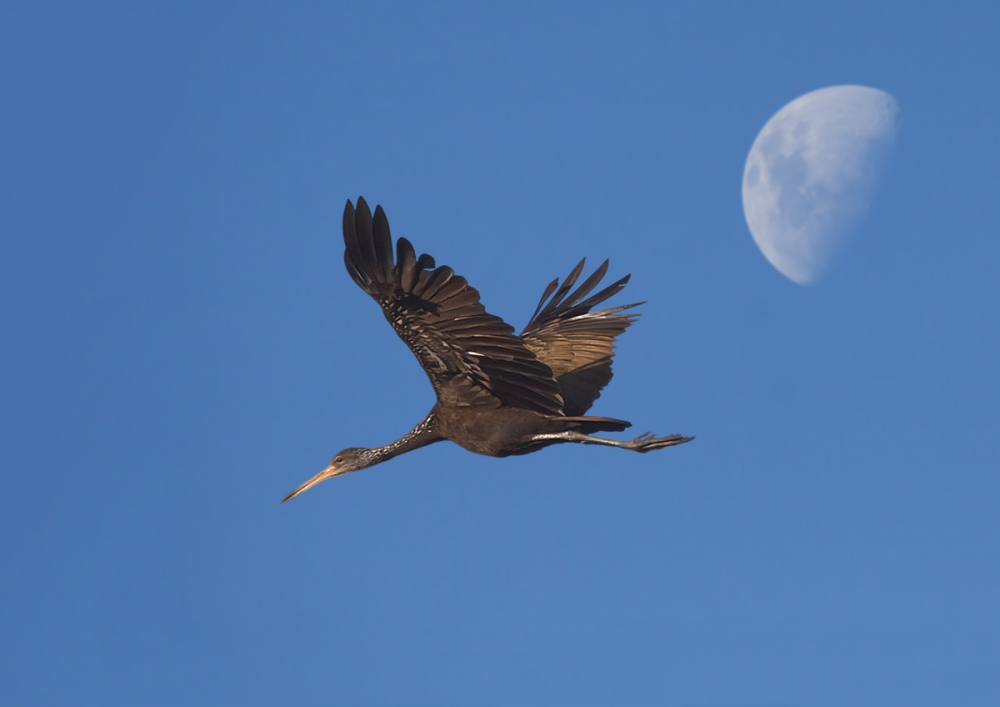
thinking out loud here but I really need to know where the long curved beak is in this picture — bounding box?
[281,464,336,504]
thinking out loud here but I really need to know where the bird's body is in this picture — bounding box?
[282,197,692,502]
[415,406,629,458]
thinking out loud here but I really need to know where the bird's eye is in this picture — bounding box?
[335,456,343,463]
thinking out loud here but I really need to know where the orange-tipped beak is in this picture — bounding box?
[281,464,336,504]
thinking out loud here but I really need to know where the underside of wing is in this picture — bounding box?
[342,197,564,415]
[520,259,640,416]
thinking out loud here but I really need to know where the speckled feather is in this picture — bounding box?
[343,197,565,415]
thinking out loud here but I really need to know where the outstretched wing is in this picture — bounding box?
[342,197,564,414]
[520,259,640,416]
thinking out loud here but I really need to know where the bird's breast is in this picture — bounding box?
[434,406,554,458]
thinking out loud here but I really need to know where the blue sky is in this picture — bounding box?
[1,3,997,705]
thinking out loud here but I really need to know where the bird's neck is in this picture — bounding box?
[360,412,442,468]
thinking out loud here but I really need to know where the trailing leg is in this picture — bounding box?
[530,430,693,453]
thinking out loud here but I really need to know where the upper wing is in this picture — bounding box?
[520,259,640,416]
[342,197,564,414]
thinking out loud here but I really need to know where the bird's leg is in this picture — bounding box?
[530,431,694,453]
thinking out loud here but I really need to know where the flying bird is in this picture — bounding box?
[282,197,692,502]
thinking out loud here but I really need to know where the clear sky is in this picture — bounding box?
[1,3,997,706]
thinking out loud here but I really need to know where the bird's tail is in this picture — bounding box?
[557,415,632,434]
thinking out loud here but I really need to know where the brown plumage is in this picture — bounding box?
[282,197,692,502]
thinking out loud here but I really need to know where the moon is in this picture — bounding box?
[742,85,899,285]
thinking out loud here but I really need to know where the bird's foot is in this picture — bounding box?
[624,432,695,453]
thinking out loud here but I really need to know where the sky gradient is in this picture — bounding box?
[1,3,998,706]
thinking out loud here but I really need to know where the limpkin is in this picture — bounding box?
[282,197,692,502]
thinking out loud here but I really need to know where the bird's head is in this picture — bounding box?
[281,447,370,503]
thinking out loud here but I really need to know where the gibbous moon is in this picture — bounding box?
[742,85,899,285]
